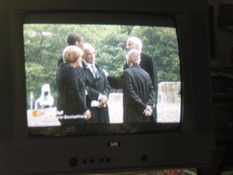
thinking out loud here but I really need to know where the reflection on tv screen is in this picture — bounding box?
[24,24,181,134]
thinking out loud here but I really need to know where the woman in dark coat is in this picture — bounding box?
[56,46,91,124]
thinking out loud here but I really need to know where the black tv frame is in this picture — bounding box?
[0,0,214,174]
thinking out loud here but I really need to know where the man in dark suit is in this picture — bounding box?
[58,33,84,67]
[108,36,158,121]
[82,43,111,123]
[123,49,156,122]
[125,37,158,91]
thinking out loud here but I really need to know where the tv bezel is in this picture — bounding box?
[0,0,214,174]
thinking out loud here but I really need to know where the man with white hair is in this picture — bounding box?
[122,49,156,122]
[125,37,158,95]
[82,43,111,123]
[108,36,158,121]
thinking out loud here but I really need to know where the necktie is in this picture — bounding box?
[91,65,97,78]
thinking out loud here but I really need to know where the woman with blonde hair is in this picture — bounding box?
[56,46,91,124]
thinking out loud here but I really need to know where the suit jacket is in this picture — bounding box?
[124,52,158,96]
[107,52,158,120]
[56,63,87,115]
[83,62,111,123]
[108,52,158,94]
[123,64,156,123]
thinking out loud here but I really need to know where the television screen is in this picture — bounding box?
[0,0,215,174]
[24,14,181,136]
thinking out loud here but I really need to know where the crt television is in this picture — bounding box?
[0,0,214,174]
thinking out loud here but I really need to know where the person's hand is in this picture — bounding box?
[99,101,107,108]
[83,109,91,120]
[143,105,153,117]
[99,95,108,106]
[102,69,109,77]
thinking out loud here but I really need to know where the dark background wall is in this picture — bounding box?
[201,1,233,174]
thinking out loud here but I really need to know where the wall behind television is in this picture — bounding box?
[208,0,233,67]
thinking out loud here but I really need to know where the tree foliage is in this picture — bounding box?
[24,24,180,104]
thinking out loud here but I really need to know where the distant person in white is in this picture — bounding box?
[35,84,54,109]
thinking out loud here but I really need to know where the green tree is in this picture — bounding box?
[130,26,180,82]
[24,24,180,106]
